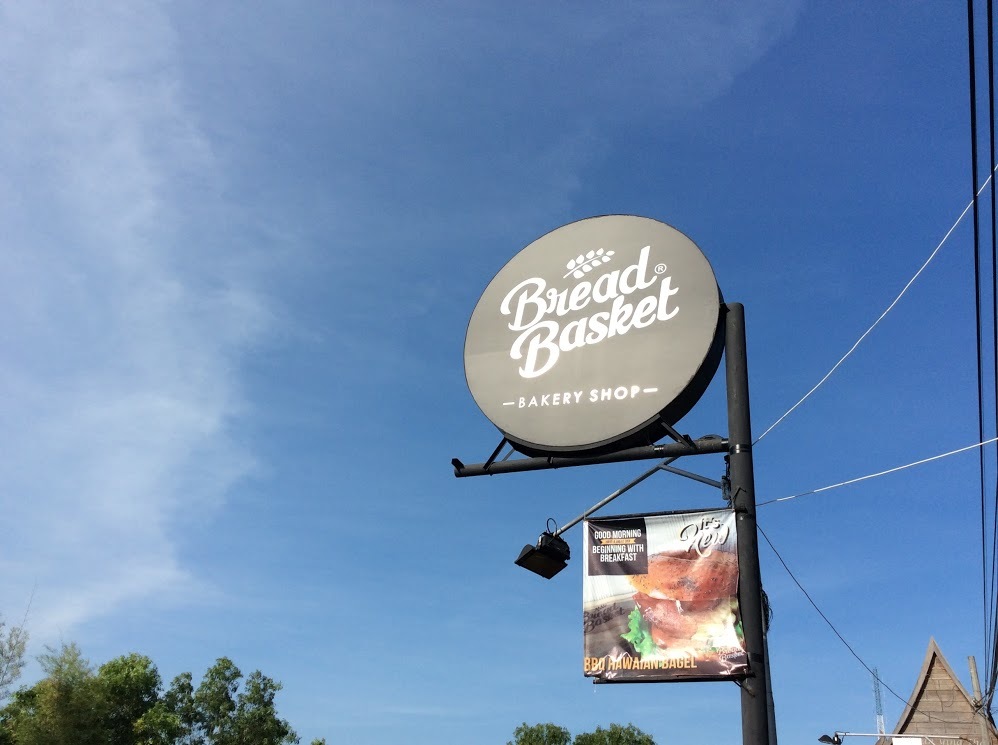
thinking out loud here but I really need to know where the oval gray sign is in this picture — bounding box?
[464,215,724,456]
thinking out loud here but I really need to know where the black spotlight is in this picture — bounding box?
[515,532,571,579]
[818,735,842,745]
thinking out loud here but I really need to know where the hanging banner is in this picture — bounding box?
[583,509,746,683]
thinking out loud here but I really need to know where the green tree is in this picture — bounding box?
[508,722,572,745]
[151,658,298,745]
[0,648,303,745]
[0,616,28,702]
[227,670,297,745]
[2,643,101,745]
[0,686,34,745]
[134,700,185,745]
[573,723,656,745]
[194,658,241,744]
[96,653,162,745]
[160,671,198,744]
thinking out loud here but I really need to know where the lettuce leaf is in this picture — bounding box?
[621,607,659,659]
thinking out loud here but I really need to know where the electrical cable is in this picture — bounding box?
[967,0,998,704]
[754,173,998,446]
[758,525,954,724]
[757,437,998,507]
[752,0,998,716]
[986,0,998,701]
[968,0,994,696]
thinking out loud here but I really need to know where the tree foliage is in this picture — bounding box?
[508,722,572,745]
[573,723,656,745]
[1,643,100,745]
[508,722,656,745]
[98,653,163,745]
[0,617,27,702]
[0,646,301,745]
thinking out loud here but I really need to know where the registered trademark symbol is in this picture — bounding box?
[655,263,667,274]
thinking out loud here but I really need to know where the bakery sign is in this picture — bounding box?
[583,509,746,683]
[464,215,724,456]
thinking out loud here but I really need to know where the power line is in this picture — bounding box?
[758,437,998,507]
[754,173,998,447]
[983,0,998,699]
[758,525,954,724]
[967,0,998,703]
[967,0,992,693]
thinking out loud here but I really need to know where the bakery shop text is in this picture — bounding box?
[504,385,660,409]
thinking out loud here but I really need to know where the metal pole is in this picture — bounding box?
[968,656,991,745]
[764,624,779,745]
[725,303,771,745]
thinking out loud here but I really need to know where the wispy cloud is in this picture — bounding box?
[0,0,801,641]
[179,0,803,357]
[0,2,268,637]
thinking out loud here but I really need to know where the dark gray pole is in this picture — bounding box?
[725,303,771,745]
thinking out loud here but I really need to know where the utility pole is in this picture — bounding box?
[874,668,885,736]
[725,303,771,745]
[969,656,991,745]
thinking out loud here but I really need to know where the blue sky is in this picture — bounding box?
[0,1,992,743]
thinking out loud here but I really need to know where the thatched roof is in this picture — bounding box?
[873,639,997,745]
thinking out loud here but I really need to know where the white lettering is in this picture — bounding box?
[560,318,588,351]
[657,275,679,320]
[510,321,559,378]
[592,271,619,304]
[618,246,655,294]
[511,389,588,408]
[547,287,571,317]
[585,311,609,345]
[631,295,657,329]
[498,245,681,379]
[500,278,548,331]
[607,295,634,338]
[569,282,591,311]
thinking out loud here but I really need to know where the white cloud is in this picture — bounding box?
[0,0,802,640]
[0,2,266,637]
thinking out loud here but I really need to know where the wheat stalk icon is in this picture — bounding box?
[563,248,615,279]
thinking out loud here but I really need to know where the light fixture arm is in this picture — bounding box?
[550,456,680,538]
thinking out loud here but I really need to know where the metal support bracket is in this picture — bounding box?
[659,420,696,448]
[482,438,510,470]
[657,464,724,490]
[452,435,727,477]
